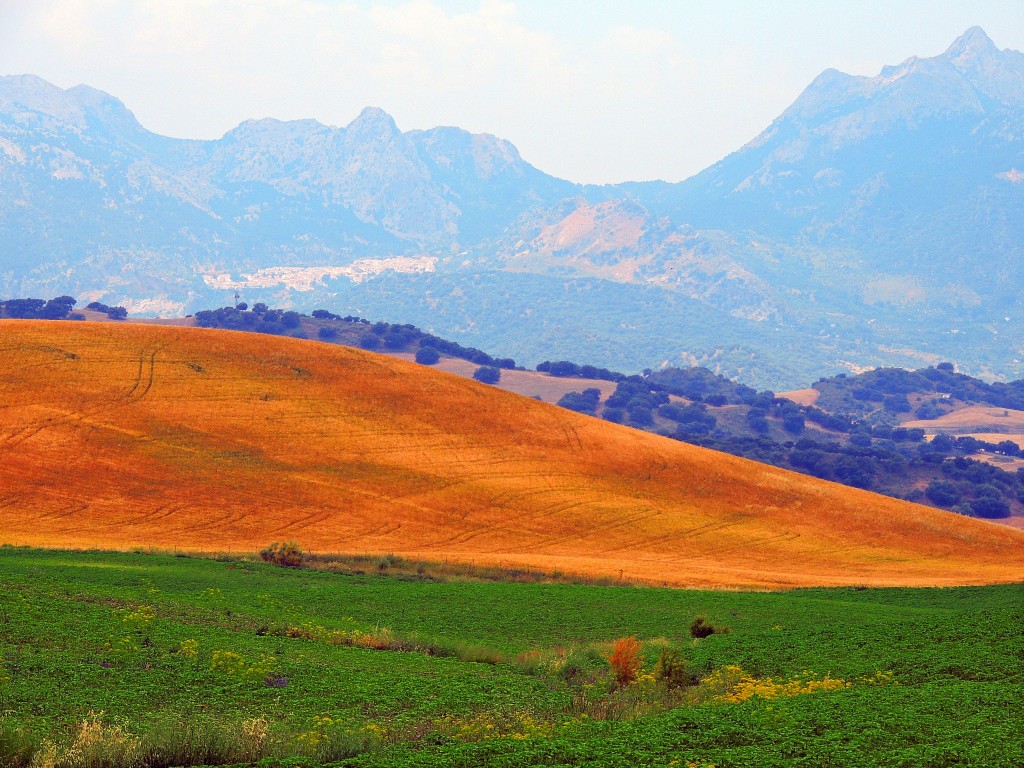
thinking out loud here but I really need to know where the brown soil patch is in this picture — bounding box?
[388,353,617,404]
[78,309,197,327]
[971,451,1024,470]
[0,321,1021,589]
[779,388,820,407]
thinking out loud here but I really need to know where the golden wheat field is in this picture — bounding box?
[0,321,1022,588]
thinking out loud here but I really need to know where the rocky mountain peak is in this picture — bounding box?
[0,75,145,135]
[942,26,1024,107]
[65,84,145,135]
[768,27,1024,140]
[0,74,87,126]
[346,106,399,140]
[944,26,998,64]
[222,116,327,144]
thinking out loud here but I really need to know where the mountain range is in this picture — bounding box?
[1,27,1022,388]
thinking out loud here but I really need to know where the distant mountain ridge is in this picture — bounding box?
[1,27,1022,388]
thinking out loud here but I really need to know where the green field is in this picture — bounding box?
[1,547,1021,767]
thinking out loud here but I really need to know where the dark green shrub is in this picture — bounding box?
[359,334,381,351]
[970,497,1011,519]
[602,407,625,423]
[690,616,728,639]
[473,366,501,384]
[926,481,961,507]
[415,347,440,365]
[653,647,691,689]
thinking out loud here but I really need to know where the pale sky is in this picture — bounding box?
[2,1,1023,184]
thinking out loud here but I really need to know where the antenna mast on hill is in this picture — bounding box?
[233,289,240,308]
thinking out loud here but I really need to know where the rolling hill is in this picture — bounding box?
[0,321,1021,588]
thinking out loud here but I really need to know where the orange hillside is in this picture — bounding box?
[0,321,1021,589]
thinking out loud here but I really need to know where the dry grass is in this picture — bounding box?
[0,320,1022,589]
[970,451,1024,472]
[902,405,1024,433]
[779,388,820,407]
[77,309,197,327]
[949,433,1024,448]
[388,352,617,404]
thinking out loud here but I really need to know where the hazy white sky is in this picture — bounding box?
[2,1,1022,183]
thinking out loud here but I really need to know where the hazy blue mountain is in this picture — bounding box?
[636,27,1024,306]
[0,74,574,312]
[1,28,1023,388]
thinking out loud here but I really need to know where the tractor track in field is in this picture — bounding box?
[688,530,803,558]
[0,343,167,452]
[416,487,601,550]
[592,517,744,556]
[263,510,334,537]
[508,507,669,554]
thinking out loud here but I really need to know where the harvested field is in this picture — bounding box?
[0,321,1021,589]
[78,309,198,326]
[903,405,1024,433]
[952,433,1024,450]
[971,451,1024,470]
[779,388,820,406]
[388,352,617,403]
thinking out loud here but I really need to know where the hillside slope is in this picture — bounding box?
[0,322,1021,588]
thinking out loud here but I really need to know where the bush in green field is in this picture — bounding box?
[654,647,692,690]
[0,720,34,768]
[260,541,304,568]
[608,637,643,685]
[690,616,728,639]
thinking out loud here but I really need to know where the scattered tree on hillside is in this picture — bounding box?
[85,301,128,320]
[557,389,602,415]
[415,347,441,365]
[3,296,79,320]
[473,366,501,384]
[537,360,624,382]
[359,333,382,351]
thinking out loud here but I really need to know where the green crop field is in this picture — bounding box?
[0,547,1021,767]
